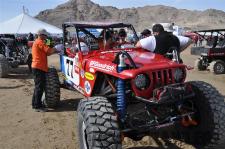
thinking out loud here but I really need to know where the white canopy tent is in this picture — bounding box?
[0,13,62,34]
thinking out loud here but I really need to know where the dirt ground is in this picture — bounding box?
[0,47,224,149]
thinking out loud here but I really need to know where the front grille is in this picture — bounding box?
[151,69,173,88]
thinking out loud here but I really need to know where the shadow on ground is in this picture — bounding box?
[48,98,81,112]
[127,136,185,149]
[7,66,32,79]
[0,85,25,89]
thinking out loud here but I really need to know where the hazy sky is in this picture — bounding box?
[1,0,225,22]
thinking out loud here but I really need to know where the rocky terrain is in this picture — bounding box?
[36,0,225,31]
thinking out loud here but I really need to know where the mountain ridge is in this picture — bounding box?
[36,0,225,31]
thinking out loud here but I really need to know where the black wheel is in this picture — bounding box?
[209,60,225,74]
[43,67,60,108]
[0,54,9,78]
[77,96,122,149]
[177,81,225,149]
[194,59,207,71]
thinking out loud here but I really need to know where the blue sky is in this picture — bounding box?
[1,0,225,22]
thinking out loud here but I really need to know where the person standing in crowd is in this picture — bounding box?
[135,24,192,56]
[140,29,151,39]
[199,36,203,46]
[193,35,198,47]
[27,32,34,41]
[31,28,63,112]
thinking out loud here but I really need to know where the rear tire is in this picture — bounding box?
[43,67,60,108]
[194,59,206,71]
[77,96,122,149]
[0,54,9,78]
[178,81,225,149]
[209,60,225,74]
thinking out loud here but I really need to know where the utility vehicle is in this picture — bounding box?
[191,29,225,74]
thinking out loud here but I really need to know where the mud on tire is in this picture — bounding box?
[177,81,225,149]
[0,54,9,78]
[43,67,60,108]
[77,96,122,149]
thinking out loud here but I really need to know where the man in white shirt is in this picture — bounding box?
[135,24,192,55]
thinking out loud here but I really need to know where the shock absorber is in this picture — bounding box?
[117,54,126,122]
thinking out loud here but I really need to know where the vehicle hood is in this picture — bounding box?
[84,48,185,79]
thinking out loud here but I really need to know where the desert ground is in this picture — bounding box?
[0,47,224,149]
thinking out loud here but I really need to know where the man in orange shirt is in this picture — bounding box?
[31,28,62,112]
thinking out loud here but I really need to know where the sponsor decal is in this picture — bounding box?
[89,68,95,73]
[84,81,91,95]
[80,70,85,78]
[210,53,225,56]
[85,72,95,80]
[89,61,115,72]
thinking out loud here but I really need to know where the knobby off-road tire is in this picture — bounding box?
[194,59,207,71]
[209,60,225,74]
[0,54,9,78]
[43,67,60,108]
[77,96,122,149]
[178,81,225,149]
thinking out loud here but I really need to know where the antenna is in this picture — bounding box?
[22,6,29,14]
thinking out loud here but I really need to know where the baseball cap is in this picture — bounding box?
[37,28,49,36]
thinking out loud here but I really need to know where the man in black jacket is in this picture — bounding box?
[136,24,192,55]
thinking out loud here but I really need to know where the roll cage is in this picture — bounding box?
[62,21,139,53]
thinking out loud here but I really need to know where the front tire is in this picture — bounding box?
[209,60,225,74]
[178,81,225,149]
[77,96,122,149]
[194,59,206,71]
[43,67,60,108]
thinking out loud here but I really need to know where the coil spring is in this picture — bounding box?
[117,66,126,121]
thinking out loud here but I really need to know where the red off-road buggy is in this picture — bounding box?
[46,22,225,149]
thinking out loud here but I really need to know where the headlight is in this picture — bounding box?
[174,68,184,83]
[134,73,150,90]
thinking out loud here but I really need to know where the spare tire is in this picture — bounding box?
[43,67,60,108]
[0,54,9,78]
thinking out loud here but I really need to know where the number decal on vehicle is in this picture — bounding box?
[65,59,74,78]
[64,57,80,85]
